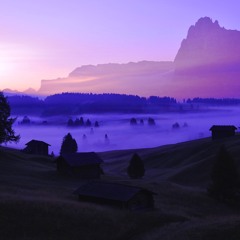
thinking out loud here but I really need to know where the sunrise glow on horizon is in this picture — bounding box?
[0,0,239,95]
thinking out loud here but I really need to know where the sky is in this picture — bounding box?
[0,0,239,91]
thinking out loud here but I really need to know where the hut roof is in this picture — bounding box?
[61,152,103,167]
[210,125,237,131]
[25,140,51,146]
[73,181,156,202]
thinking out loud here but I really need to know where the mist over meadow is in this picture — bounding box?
[8,107,240,155]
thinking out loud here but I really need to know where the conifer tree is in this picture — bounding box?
[60,133,78,155]
[208,145,239,200]
[127,153,145,179]
[0,92,20,144]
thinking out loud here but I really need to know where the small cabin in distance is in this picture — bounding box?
[57,152,103,179]
[73,181,156,210]
[210,125,237,140]
[24,140,51,155]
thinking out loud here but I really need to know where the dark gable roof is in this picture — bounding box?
[61,152,103,166]
[25,139,51,146]
[73,181,156,202]
[210,125,237,131]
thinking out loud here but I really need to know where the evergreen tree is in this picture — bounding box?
[94,121,99,127]
[130,118,137,125]
[127,153,145,179]
[60,133,78,155]
[67,118,74,126]
[0,92,20,144]
[85,119,92,127]
[148,117,155,126]
[208,145,239,200]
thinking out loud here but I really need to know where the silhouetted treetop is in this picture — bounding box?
[60,133,78,155]
[127,153,145,179]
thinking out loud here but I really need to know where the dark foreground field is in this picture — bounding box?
[1,136,240,240]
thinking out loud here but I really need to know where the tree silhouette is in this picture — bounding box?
[208,145,239,201]
[85,119,92,127]
[148,117,155,126]
[74,118,81,126]
[127,153,145,179]
[60,133,78,155]
[172,122,180,129]
[21,116,30,124]
[130,118,137,125]
[67,118,74,127]
[94,121,99,127]
[0,92,20,144]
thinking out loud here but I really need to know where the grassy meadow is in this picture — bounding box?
[1,136,240,239]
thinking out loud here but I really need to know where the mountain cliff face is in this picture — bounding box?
[68,61,172,77]
[174,17,240,73]
[38,61,174,97]
[38,17,240,98]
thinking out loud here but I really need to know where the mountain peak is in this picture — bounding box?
[195,17,219,27]
[174,17,240,73]
[186,17,221,40]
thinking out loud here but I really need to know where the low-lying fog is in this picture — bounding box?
[7,107,240,155]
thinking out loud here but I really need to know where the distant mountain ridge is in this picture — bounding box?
[68,61,173,77]
[38,61,174,97]
[3,17,240,98]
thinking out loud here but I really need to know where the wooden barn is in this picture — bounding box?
[210,125,237,140]
[73,181,156,210]
[57,152,103,179]
[24,140,50,155]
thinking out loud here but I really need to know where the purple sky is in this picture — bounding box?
[0,0,239,91]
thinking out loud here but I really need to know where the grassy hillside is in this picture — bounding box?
[1,136,240,239]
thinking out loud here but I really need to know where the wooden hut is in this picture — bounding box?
[57,152,103,178]
[73,181,156,210]
[24,140,50,155]
[210,125,237,140]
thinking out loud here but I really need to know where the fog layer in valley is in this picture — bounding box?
[8,108,240,155]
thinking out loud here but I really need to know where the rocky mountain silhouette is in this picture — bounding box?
[4,17,240,98]
[38,61,174,96]
[175,17,240,73]
[172,17,240,98]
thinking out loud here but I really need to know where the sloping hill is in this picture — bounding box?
[1,136,240,240]
[100,135,240,188]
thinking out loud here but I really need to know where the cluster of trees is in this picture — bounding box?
[7,93,178,115]
[186,98,240,105]
[130,117,155,126]
[172,122,188,129]
[7,93,240,116]
[67,117,99,128]
[7,95,44,114]
[43,93,177,115]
